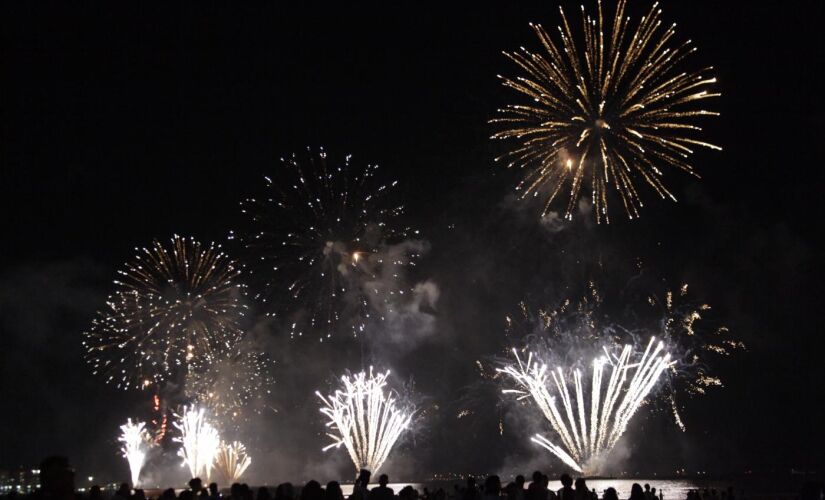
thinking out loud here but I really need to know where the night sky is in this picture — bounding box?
[1,1,823,483]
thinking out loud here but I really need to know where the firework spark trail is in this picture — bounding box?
[83,235,248,390]
[499,337,673,473]
[234,148,418,341]
[215,441,252,483]
[656,284,744,398]
[186,349,275,425]
[491,0,720,223]
[151,393,168,444]
[316,368,413,474]
[174,406,221,481]
[506,283,743,431]
[118,419,152,487]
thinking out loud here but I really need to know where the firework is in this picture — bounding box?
[174,406,221,481]
[491,0,720,223]
[234,148,418,341]
[83,235,248,390]
[118,419,152,487]
[150,393,168,444]
[506,280,742,430]
[186,349,275,425]
[650,284,744,428]
[316,368,413,474]
[499,337,673,474]
[215,441,252,483]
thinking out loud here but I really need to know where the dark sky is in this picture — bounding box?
[1,0,824,483]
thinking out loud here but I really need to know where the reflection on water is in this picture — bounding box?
[340,484,420,496]
[339,478,796,499]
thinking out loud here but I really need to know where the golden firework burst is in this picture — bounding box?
[491,0,720,223]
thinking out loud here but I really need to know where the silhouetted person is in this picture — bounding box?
[38,458,76,500]
[114,483,132,500]
[351,471,371,500]
[325,482,344,500]
[629,484,645,500]
[301,481,324,500]
[275,484,294,500]
[134,490,147,500]
[258,487,272,500]
[370,475,394,500]
[162,489,177,500]
[602,488,618,500]
[179,491,194,500]
[190,479,205,496]
[527,472,547,500]
[399,486,418,500]
[512,476,525,500]
[463,478,480,500]
[556,475,573,500]
[483,476,501,500]
[210,484,221,500]
[231,484,244,500]
[573,479,589,500]
[504,483,519,500]
[89,486,103,500]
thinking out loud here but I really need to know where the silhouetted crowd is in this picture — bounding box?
[3,456,824,500]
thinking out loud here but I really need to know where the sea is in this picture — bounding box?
[335,477,813,500]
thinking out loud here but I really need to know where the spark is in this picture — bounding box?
[655,284,744,398]
[215,441,252,483]
[151,393,168,444]
[173,406,221,481]
[670,395,686,432]
[118,419,152,487]
[507,282,743,430]
[316,368,413,474]
[235,148,417,341]
[185,349,276,425]
[491,0,720,223]
[83,235,248,390]
[498,337,673,474]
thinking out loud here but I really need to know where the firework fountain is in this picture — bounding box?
[499,337,673,474]
[317,368,413,474]
[215,441,252,483]
[118,419,152,487]
[174,406,221,481]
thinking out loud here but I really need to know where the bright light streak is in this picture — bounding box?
[173,406,221,481]
[498,337,673,473]
[215,441,252,483]
[118,419,152,487]
[316,368,413,474]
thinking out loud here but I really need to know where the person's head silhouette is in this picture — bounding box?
[357,470,371,488]
[190,478,204,493]
[379,475,389,487]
